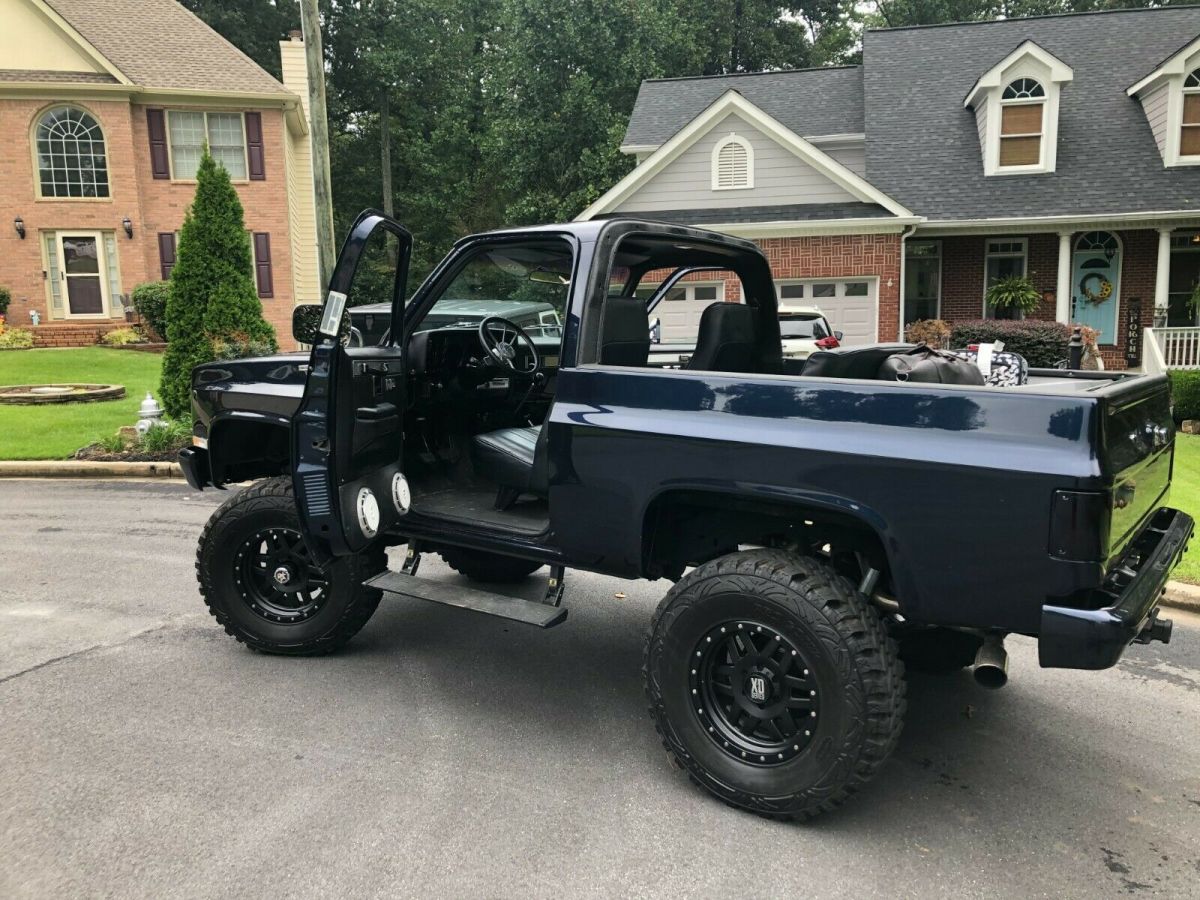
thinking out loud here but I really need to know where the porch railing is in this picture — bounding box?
[1150,327,1200,370]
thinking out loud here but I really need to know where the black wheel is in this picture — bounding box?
[644,549,905,820]
[439,546,543,583]
[895,627,983,675]
[197,477,386,655]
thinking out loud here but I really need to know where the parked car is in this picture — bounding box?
[180,212,1190,820]
[778,304,841,359]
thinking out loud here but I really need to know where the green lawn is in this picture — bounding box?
[0,348,164,459]
[1172,434,1200,584]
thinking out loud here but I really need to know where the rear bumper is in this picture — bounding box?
[178,447,210,490]
[1039,507,1193,670]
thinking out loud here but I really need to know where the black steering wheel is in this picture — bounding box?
[478,316,539,375]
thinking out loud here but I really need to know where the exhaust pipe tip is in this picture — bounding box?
[973,634,1009,690]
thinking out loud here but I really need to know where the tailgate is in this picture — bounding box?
[1099,376,1174,563]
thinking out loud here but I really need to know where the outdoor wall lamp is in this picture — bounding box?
[14,216,25,239]
[122,217,133,238]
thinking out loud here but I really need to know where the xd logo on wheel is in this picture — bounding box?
[749,675,767,702]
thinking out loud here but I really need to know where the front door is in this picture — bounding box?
[1070,231,1121,344]
[292,210,412,558]
[58,233,108,317]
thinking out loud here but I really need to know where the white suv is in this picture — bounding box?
[778,305,841,359]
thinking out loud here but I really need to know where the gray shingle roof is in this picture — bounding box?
[622,67,864,147]
[42,0,289,96]
[0,69,118,84]
[596,203,891,226]
[864,7,1200,220]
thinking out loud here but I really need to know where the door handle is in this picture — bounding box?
[356,402,396,421]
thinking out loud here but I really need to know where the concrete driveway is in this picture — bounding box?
[2,479,1199,898]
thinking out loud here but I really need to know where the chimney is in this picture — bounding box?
[288,29,303,42]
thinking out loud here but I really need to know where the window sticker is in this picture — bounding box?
[320,290,347,337]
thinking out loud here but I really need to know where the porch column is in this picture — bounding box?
[1055,231,1072,323]
[1155,228,1173,319]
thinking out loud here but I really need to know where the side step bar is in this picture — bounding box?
[365,570,568,628]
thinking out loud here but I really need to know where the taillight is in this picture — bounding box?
[815,336,840,349]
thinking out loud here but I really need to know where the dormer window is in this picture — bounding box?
[964,41,1072,177]
[1182,69,1200,158]
[711,134,753,190]
[999,79,1045,167]
[1127,36,1200,167]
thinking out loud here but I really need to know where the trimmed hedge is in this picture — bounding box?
[1170,370,1200,423]
[949,319,1070,368]
[132,282,170,341]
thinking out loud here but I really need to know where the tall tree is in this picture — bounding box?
[160,151,277,418]
[181,0,300,78]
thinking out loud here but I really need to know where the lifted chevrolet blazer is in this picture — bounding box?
[181,211,1191,819]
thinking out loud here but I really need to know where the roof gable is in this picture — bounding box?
[581,90,911,221]
[963,40,1073,108]
[38,0,288,96]
[0,0,130,84]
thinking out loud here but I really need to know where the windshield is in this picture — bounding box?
[417,240,571,337]
[779,317,829,339]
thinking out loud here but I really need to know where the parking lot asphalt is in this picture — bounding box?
[2,478,1199,899]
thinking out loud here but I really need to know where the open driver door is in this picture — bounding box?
[292,210,412,559]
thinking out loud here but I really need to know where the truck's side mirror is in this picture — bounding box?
[649,316,662,344]
[293,303,350,345]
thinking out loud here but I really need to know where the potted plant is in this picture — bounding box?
[986,275,1041,319]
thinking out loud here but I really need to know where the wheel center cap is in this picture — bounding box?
[745,670,772,704]
[273,566,292,586]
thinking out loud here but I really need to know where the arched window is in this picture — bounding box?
[712,134,753,190]
[1182,69,1200,158]
[998,78,1045,167]
[35,106,109,198]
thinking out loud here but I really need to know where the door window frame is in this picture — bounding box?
[903,240,942,324]
[1071,230,1123,346]
[982,237,1029,317]
[52,230,113,319]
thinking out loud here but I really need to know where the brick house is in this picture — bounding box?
[580,7,1200,369]
[0,0,319,348]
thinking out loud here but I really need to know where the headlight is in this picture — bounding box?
[356,487,380,538]
[391,472,411,514]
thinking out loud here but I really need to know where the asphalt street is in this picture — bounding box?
[2,479,1199,899]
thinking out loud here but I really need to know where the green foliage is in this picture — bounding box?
[949,319,1071,368]
[140,418,193,453]
[160,149,277,418]
[904,318,952,348]
[985,275,1042,316]
[100,327,147,347]
[98,431,128,453]
[210,335,279,360]
[131,282,171,340]
[1170,371,1200,424]
[0,327,34,350]
[179,0,298,78]
[0,285,11,317]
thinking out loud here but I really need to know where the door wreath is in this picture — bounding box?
[1079,272,1113,305]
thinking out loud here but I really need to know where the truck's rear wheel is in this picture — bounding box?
[644,549,905,820]
[197,477,385,655]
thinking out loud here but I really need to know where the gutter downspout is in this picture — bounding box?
[897,223,919,340]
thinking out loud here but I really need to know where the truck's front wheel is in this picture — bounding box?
[644,549,905,819]
[197,477,386,655]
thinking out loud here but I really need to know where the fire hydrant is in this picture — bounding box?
[135,392,165,435]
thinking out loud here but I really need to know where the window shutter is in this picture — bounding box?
[245,111,266,180]
[146,109,170,179]
[253,232,273,297]
[158,232,177,280]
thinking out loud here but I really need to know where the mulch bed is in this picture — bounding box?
[74,443,183,463]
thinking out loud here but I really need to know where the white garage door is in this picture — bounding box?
[638,282,725,343]
[777,279,878,346]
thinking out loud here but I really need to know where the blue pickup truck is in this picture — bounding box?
[180,211,1191,819]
